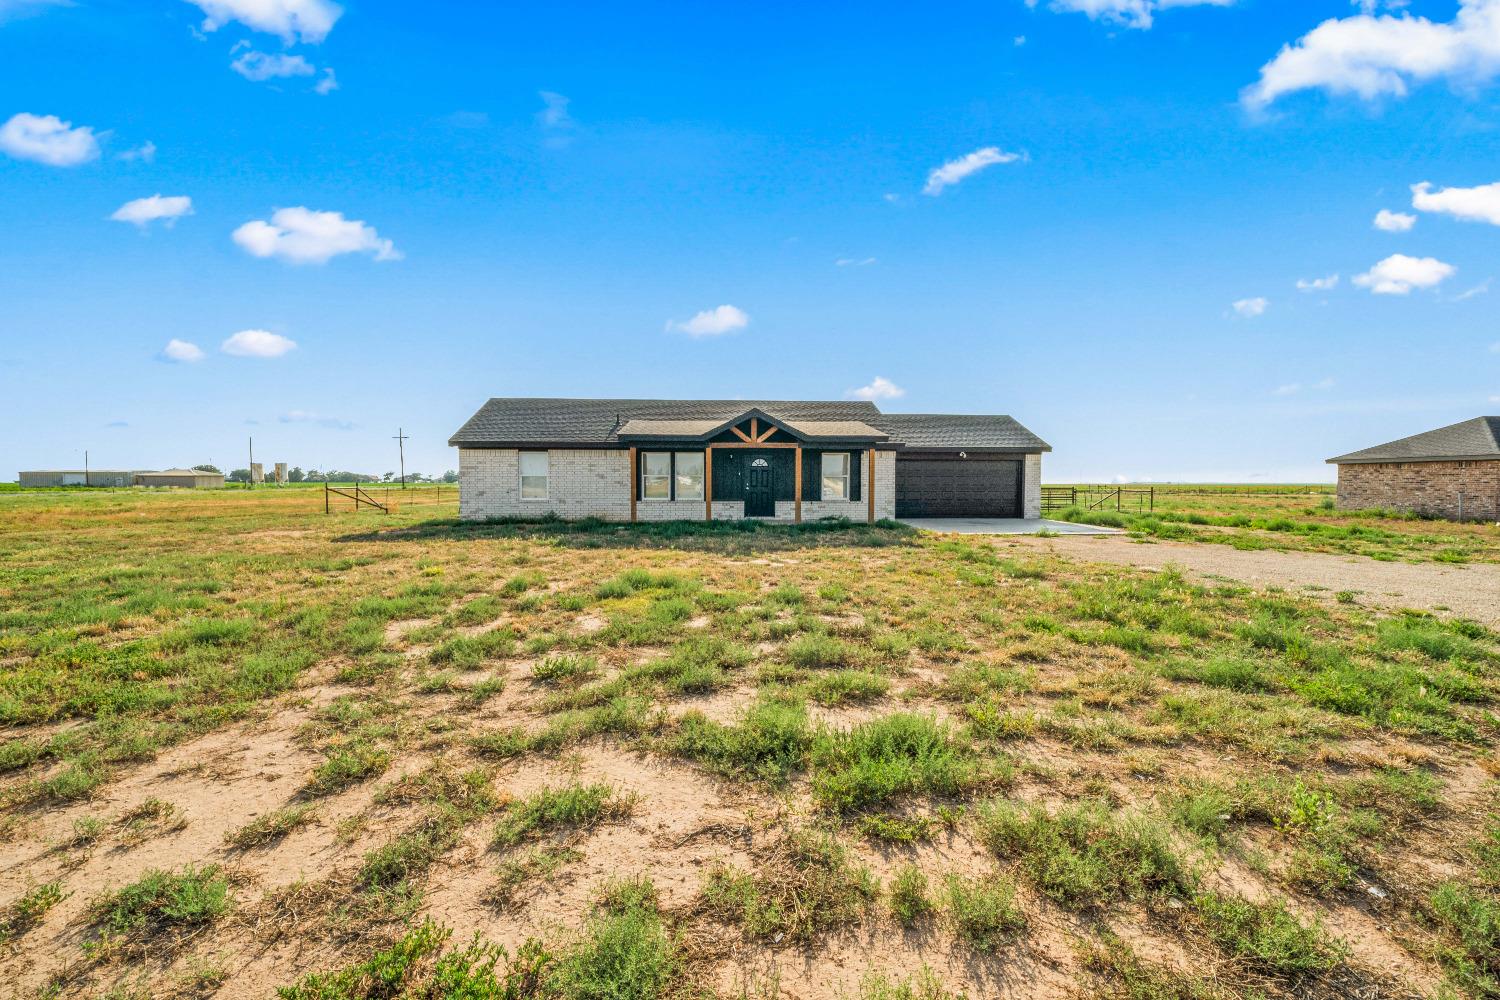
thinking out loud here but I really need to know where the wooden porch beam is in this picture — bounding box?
[629,447,638,523]
[704,445,713,521]
[794,445,802,524]
[729,425,754,443]
[755,423,778,442]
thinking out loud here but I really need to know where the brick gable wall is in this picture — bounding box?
[1335,459,1500,521]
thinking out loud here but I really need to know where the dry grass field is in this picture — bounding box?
[1054,484,1500,564]
[1,488,1498,999]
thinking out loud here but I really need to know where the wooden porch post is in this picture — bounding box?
[794,445,802,524]
[629,447,638,523]
[867,449,876,524]
[704,446,713,521]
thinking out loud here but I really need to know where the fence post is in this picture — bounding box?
[324,483,329,515]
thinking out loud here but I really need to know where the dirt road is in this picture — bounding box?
[1008,534,1500,626]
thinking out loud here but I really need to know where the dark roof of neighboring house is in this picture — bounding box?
[449,398,1050,452]
[1327,417,1500,464]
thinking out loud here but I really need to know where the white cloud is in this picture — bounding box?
[1271,377,1335,396]
[1030,0,1236,31]
[0,112,99,166]
[116,140,156,163]
[232,207,400,264]
[1296,273,1340,291]
[111,194,193,227]
[160,339,206,363]
[537,91,572,129]
[314,67,337,94]
[1243,0,1500,110]
[922,146,1026,196]
[1353,253,1456,294]
[847,376,906,401]
[0,0,71,23]
[188,0,341,44]
[222,329,297,357]
[1490,394,1500,403]
[666,305,750,338]
[835,257,877,267]
[1374,208,1416,231]
[1411,179,1500,225]
[280,409,352,429]
[231,50,314,81]
[1014,34,1027,45]
[1491,340,1500,353]
[1232,296,1269,317]
[1455,278,1492,300]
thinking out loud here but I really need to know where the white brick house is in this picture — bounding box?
[451,398,1049,523]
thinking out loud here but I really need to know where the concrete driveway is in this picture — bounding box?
[899,517,1123,535]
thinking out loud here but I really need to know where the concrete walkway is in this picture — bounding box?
[899,517,1124,536]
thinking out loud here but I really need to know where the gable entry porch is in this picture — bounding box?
[618,407,887,524]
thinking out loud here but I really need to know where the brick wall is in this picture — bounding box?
[458,448,898,522]
[459,448,632,521]
[1023,453,1042,519]
[1336,459,1500,521]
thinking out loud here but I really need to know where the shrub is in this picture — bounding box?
[810,713,983,813]
[1192,892,1344,977]
[491,783,631,850]
[91,865,230,936]
[944,873,1026,952]
[889,865,934,926]
[702,830,876,942]
[669,699,811,784]
[977,800,1192,907]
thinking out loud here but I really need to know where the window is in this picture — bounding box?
[519,451,548,499]
[675,451,705,500]
[642,452,671,500]
[822,452,850,500]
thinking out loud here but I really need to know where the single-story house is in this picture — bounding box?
[19,470,136,487]
[1327,416,1500,521]
[134,469,226,489]
[450,398,1050,523]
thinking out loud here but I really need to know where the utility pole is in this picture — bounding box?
[393,428,409,488]
[84,450,89,488]
[248,437,254,489]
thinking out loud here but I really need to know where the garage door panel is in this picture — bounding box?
[895,458,1021,518]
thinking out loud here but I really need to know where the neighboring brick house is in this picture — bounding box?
[450,398,1050,523]
[1328,416,1500,522]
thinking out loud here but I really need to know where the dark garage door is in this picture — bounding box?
[896,456,1022,518]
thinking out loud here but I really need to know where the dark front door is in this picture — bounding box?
[744,454,775,517]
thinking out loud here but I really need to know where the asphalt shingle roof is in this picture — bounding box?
[1327,417,1500,464]
[872,413,1052,452]
[449,398,1049,451]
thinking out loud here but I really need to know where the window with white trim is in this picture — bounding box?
[675,451,705,500]
[642,452,671,500]
[519,451,548,499]
[822,452,850,500]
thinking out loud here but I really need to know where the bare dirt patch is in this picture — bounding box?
[1010,534,1500,625]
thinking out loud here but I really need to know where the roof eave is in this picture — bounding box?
[1329,453,1500,465]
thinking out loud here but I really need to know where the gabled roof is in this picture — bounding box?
[1328,417,1500,464]
[451,398,885,447]
[873,413,1051,452]
[449,397,1049,452]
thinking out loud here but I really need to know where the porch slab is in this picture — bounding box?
[899,517,1123,535]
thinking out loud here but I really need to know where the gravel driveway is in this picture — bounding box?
[1008,534,1500,627]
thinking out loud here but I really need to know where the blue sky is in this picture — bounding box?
[2,0,1498,482]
